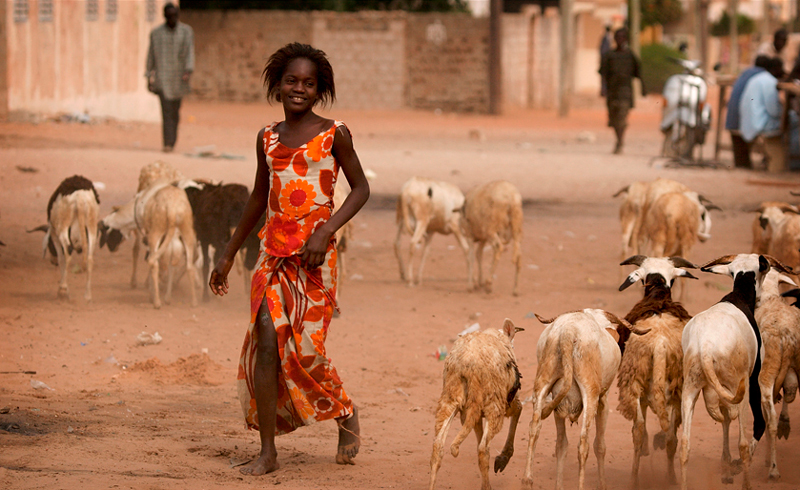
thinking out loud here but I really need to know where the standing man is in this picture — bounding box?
[599,27,646,155]
[146,2,194,153]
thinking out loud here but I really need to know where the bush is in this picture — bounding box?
[641,0,683,28]
[640,43,686,95]
[710,11,756,37]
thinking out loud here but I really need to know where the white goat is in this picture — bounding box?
[463,180,522,296]
[756,204,800,278]
[616,255,697,487]
[680,254,791,490]
[42,175,100,301]
[754,269,800,481]
[429,319,523,490]
[521,308,644,490]
[394,177,470,286]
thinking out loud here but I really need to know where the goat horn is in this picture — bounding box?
[790,191,800,196]
[26,224,49,233]
[700,255,738,271]
[668,256,698,269]
[762,255,795,274]
[699,195,722,211]
[603,311,631,330]
[779,203,800,214]
[534,313,557,324]
[612,185,630,198]
[620,255,647,267]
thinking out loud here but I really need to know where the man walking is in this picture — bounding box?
[146,2,194,153]
[599,28,645,155]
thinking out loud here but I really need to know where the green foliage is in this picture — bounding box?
[710,11,756,37]
[181,0,468,11]
[640,0,683,28]
[640,43,685,94]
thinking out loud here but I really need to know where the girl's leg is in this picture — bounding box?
[240,301,281,476]
[336,405,361,464]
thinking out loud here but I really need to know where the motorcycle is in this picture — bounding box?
[660,58,712,161]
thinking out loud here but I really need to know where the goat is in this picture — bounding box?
[394,177,470,287]
[463,180,523,296]
[138,160,185,193]
[521,308,646,490]
[39,175,100,301]
[680,254,792,490]
[750,202,793,254]
[429,319,523,490]
[617,255,697,487]
[184,182,249,301]
[754,203,800,278]
[754,269,800,480]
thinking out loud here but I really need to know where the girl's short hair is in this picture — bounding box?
[262,43,336,107]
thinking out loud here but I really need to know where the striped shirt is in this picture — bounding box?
[146,22,194,100]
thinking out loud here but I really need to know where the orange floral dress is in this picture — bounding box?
[238,121,353,435]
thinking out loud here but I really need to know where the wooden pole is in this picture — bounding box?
[630,0,641,57]
[489,0,503,115]
[558,0,573,117]
[730,0,738,75]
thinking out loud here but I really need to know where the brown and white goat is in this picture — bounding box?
[680,254,792,490]
[395,176,470,287]
[41,175,100,301]
[429,319,523,490]
[617,255,697,487]
[521,308,646,490]
[750,202,794,255]
[463,180,523,296]
[755,269,800,480]
[753,203,800,280]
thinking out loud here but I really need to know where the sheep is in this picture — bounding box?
[462,180,522,296]
[754,203,800,277]
[184,182,249,301]
[680,254,792,490]
[40,175,100,301]
[521,308,647,490]
[754,269,800,480]
[750,202,793,254]
[616,255,698,487]
[394,177,470,287]
[429,319,523,490]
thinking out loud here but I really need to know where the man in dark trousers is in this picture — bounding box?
[146,2,194,153]
[599,28,646,154]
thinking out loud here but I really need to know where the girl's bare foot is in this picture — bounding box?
[336,405,360,465]
[239,451,279,476]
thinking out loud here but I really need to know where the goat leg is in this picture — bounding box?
[494,397,522,473]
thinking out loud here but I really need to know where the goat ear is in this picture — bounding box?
[612,185,630,198]
[759,255,770,273]
[698,195,722,211]
[782,289,800,300]
[668,256,697,269]
[678,269,699,280]
[605,328,620,342]
[618,270,642,291]
[26,224,49,234]
[502,318,517,339]
[700,255,737,273]
[779,274,797,287]
[780,203,800,214]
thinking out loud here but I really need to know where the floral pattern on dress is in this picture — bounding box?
[238,121,353,435]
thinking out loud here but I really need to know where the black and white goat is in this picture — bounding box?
[679,254,792,490]
[617,255,696,487]
[38,175,100,301]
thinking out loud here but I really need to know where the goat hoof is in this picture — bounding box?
[57,288,69,300]
[768,469,781,481]
[521,477,534,490]
[721,475,734,485]
[777,414,790,439]
[494,454,510,473]
[730,459,744,475]
[653,431,667,450]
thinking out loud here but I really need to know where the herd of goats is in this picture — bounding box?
[24,163,800,490]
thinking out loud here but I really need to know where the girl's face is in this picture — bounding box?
[280,58,319,113]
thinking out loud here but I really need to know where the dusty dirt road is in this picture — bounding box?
[3,99,800,490]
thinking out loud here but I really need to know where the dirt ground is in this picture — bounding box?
[3,97,800,490]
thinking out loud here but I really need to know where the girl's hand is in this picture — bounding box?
[209,257,234,296]
[301,227,333,270]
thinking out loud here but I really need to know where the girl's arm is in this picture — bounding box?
[300,125,370,270]
[209,128,270,296]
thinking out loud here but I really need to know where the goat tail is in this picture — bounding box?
[396,193,414,235]
[542,334,575,417]
[701,353,746,405]
[449,378,481,457]
[75,204,89,255]
[651,341,672,432]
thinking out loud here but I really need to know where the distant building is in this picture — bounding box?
[1,0,162,122]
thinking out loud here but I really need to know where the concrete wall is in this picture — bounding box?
[3,0,160,121]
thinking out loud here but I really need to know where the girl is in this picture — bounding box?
[209,43,369,476]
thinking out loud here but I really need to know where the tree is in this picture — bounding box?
[640,0,682,28]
